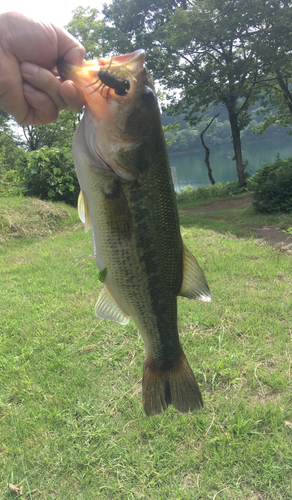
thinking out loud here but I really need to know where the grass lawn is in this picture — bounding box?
[1,196,292,499]
[177,195,292,239]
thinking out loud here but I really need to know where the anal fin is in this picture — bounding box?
[95,284,130,326]
[179,243,211,302]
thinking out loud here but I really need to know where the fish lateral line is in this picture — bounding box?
[67,49,210,417]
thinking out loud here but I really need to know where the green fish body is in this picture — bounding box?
[58,50,211,416]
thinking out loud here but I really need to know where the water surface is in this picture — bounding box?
[169,142,292,191]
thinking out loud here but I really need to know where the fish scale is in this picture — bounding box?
[57,49,211,416]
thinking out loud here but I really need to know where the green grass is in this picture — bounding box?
[1,197,292,499]
[178,203,292,238]
[175,181,250,207]
[176,192,251,211]
[0,196,80,250]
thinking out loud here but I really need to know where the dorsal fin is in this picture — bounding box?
[179,244,211,302]
[95,284,130,325]
[78,190,91,233]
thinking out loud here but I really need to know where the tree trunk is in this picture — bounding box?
[276,71,292,114]
[228,110,246,186]
[200,113,219,185]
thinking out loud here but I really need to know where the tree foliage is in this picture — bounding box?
[103,0,292,185]
[251,0,292,134]
[0,110,26,173]
[251,156,292,213]
[22,110,81,151]
[18,147,79,206]
[66,7,109,59]
[253,73,292,135]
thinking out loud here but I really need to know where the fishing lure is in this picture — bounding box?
[88,59,132,98]
[97,70,130,96]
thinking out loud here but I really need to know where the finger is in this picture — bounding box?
[21,63,85,113]
[49,25,85,67]
[2,13,85,70]
[0,53,29,123]
[21,62,66,110]
[59,43,85,67]
[59,80,85,112]
[21,82,59,125]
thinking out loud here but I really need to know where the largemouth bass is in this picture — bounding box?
[57,50,211,416]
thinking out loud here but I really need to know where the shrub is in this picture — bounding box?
[0,169,24,196]
[176,180,250,204]
[250,156,292,213]
[20,147,79,207]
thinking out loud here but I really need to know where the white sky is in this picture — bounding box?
[0,0,110,29]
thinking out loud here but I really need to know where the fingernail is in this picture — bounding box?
[62,81,78,99]
[21,62,39,76]
[64,47,85,66]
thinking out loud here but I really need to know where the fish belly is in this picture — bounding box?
[77,146,203,416]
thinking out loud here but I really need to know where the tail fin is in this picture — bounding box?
[142,350,203,416]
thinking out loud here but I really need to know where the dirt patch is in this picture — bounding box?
[179,196,292,252]
[251,225,292,252]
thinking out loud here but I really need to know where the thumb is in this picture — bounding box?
[53,26,85,67]
[63,46,85,66]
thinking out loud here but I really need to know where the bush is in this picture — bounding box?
[176,180,250,204]
[19,147,79,207]
[0,169,24,196]
[250,156,292,213]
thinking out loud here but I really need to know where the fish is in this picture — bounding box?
[57,50,211,416]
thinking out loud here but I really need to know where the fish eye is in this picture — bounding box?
[141,87,155,105]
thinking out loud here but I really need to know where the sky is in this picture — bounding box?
[0,0,110,29]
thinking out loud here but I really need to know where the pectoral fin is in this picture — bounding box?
[179,244,211,302]
[95,284,130,325]
[78,190,91,233]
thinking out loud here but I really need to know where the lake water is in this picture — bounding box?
[168,141,292,191]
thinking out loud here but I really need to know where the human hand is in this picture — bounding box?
[0,12,85,125]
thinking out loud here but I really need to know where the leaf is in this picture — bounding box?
[8,483,21,493]
[285,421,292,429]
[98,267,107,283]
[47,189,55,198]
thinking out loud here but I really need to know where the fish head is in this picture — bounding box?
[57,50,162,181]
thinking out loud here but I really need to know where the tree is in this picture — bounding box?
[251,1,292,135]
[22,110,81,151]
[200,114,219,185]
[66,7,109,59]
[252,76,292,135]
[0,109,25,172]
[103,0,292,185]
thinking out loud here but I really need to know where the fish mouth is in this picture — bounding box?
[57,49,145,89]
[58,50,147,181]
[99,49,146,72]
